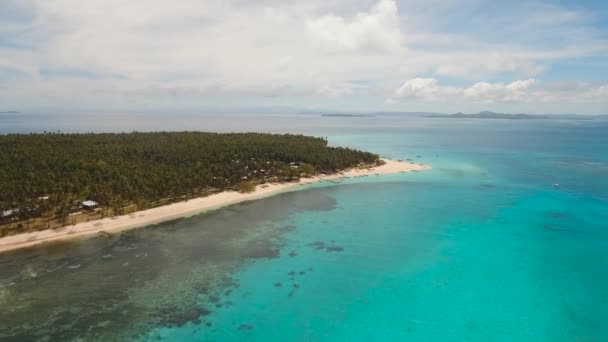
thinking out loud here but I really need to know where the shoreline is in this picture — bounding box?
[0,159,429,254]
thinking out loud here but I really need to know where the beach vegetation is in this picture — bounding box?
[237,181,257,193]
[0,132,378,235]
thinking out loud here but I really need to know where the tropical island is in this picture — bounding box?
[321,113,376,117]
[430,111,549,119]
[0,132,427,252]
[425,110,594,120]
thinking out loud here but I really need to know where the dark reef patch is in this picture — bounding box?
[238,323,254,331]
[545,212,574,220]
[193,283,209,294]
[242,241,280,259]
[308,241,344,253]
[220,276,238,287]
[281,225,297,233]
[159,306,211,328]
[309,241,326,250]
[540,223,577,234]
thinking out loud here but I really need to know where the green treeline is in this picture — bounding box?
[0,132,379,225]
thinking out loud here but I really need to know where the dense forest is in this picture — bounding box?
[0,132,380,234]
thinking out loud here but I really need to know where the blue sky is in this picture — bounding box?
[0,0,607,114]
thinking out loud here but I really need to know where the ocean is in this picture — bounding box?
[1,113,607,341]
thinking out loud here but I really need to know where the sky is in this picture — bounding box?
[0,0,607,115]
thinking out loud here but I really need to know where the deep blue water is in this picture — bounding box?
[0,114,607,341]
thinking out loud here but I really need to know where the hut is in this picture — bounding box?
[82,200,99,210]
[1,209,15,219]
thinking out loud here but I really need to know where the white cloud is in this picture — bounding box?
[264,7,290,23]
[464,79,537,103]
[0,0,606,113]
[506,79,536,91]
[307,0,404,53]
[393,78,439,100]
[435,55,546,78]
[583,84,608,101]
[390,77,608,106]
[317,83,353,97]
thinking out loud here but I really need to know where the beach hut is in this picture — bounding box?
[82,200,99,210]
[1,209,15,219]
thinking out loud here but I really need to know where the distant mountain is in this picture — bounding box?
[297,111,442,117]
[321,113,376,117]
[296,110,600,120]
[427,111,592,120]
[0,110,19,114]
[447,111,547,119]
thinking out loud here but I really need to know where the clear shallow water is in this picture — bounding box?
[1,114,607,341]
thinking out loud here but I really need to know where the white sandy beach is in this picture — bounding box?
[0,159,429,253]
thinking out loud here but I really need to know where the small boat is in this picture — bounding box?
[553,183,560,189]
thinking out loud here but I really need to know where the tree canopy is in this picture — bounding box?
[0,132,379,231]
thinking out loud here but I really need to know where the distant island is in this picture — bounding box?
[0,132,405,238]
[296,111,439,117]
[0,111,19,114]
[426,111,592,120]
[321,113,376,117]
[297,110,599,120]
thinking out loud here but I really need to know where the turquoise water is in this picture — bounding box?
[1,116,607,340]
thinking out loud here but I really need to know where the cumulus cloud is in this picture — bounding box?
[390,78,539,104]
[581,84,608,102]
[464,79,537,103]
[390,77,608,105]
[435,55,546,78]
[307,0,404,53]
[317,83,354,97]
[393,78,439,100]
